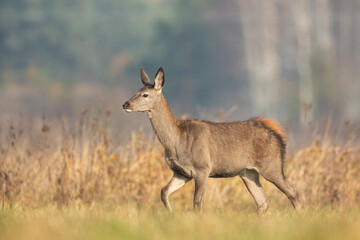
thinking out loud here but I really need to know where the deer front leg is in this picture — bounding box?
[161,173,190,212]
[193,172,209,211]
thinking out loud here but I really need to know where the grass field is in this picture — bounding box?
[1,204,360,240]
[0,109,359,239]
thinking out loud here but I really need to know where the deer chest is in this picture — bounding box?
[164,150,193,178]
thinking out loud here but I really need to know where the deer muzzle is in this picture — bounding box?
[122,101,133,112]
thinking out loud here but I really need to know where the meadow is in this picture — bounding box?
[0,107,359,239]
[1,204,360,240]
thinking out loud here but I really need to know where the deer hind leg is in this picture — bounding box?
[240,169,269,215]
[161,173,190,212]
[268,177,300,211]
[260,165,301,211]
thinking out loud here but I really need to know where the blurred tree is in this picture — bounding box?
[138,0,247,114]
[0,0,152,83]
[1,0,360,121]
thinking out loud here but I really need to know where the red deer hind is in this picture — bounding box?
[123,67,300,214]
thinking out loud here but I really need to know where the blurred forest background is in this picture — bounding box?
[0,0,359,133]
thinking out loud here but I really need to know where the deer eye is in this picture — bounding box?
[143,94,149,98]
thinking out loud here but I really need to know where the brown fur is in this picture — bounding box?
[253,117,287,167]
[254,117,286,145]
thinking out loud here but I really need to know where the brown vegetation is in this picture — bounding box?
[0,109,359,211]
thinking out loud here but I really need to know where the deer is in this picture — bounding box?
[122,67,301,214]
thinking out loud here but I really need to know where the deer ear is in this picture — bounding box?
[154,67,165,91]
[141,68,152,86]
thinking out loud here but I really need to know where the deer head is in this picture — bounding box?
[123,67,165,113]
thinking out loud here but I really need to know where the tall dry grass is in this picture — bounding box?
[0,108,359,211]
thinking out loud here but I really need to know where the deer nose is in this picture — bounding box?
[122,101,130,109]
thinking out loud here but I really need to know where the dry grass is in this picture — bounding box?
[0,108,359,212]
[1,108,360,240]
[1,203,360,240]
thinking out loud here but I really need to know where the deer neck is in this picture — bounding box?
[147,95,180,148]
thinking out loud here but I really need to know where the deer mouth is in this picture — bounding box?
[122,102,133,112]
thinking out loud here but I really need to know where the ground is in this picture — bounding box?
[1,203,360,240]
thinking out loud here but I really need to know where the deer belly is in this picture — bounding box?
[209,157,249,178]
